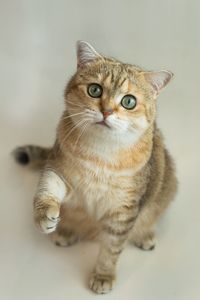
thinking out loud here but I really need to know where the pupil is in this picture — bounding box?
[126,98,131,105]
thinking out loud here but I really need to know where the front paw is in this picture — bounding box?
[89,272,115,294]
[34,198,60,234]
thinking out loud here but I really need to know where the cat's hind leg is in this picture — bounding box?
[130,149,178,251]
[50,204,81,247]
[50,227,80,247]
[50,203,98,247]
[129,223,156,251]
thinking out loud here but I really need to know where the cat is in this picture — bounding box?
[13,41,178,294]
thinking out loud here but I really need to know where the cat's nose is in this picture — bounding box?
[102,109,113,119]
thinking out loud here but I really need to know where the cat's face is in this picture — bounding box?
[64,41,173,142]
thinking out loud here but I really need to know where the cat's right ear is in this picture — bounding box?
[76,41,102,68]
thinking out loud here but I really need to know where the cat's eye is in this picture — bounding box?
[121,95,137,110]
[87,83,103,98]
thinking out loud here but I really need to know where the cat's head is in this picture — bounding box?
[64,41,173,142]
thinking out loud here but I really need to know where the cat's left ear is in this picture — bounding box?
[143,70,174,97]
[76,41,102,68]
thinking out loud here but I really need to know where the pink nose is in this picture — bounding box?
[102,110,113,118]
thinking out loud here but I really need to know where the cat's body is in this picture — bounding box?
[14,41,177,294]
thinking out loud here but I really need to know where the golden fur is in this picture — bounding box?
[14,41,177,294]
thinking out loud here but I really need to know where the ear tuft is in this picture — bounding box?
[143,70,174,96]
[76,40,101,67]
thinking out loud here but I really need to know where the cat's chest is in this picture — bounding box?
[67,157,136,219]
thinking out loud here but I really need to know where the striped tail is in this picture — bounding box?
[13,145,51,169]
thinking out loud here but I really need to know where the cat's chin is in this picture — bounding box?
[95,121,111,129]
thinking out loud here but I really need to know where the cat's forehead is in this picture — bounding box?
[86,61,138,78]
[78,60,142,93]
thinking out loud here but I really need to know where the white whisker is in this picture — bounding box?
[60,118,86,150]
[73,120,90,152]
[66,100,87,108]
[62,112,85,121]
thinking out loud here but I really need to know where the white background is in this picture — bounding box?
[0,1,200,299]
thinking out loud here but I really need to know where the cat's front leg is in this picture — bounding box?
[90,203,139,294]
[34,169,67,233]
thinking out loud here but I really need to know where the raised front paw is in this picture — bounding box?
[34,198,60,234]
[89,272,115,294]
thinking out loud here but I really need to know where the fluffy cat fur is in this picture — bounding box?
[14,41,177,294]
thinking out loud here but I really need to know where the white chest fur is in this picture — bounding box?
[62,127,144,219]
[66,157,136,220]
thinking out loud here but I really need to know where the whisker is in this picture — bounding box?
[62,112,85,121]
[73,119,90,152]
[60,118,85,150]
[66,100,87,108]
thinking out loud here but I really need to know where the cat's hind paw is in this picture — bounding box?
[51,229,79,247]
[133,232,156,251]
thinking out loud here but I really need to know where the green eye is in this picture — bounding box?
[121,94,137,110]
[88,83,103,98]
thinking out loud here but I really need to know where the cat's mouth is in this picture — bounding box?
[95,120,111,128]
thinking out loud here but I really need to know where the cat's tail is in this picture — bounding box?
[13,145,50,169]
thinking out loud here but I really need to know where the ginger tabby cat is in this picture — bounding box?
[14,41,177,294]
